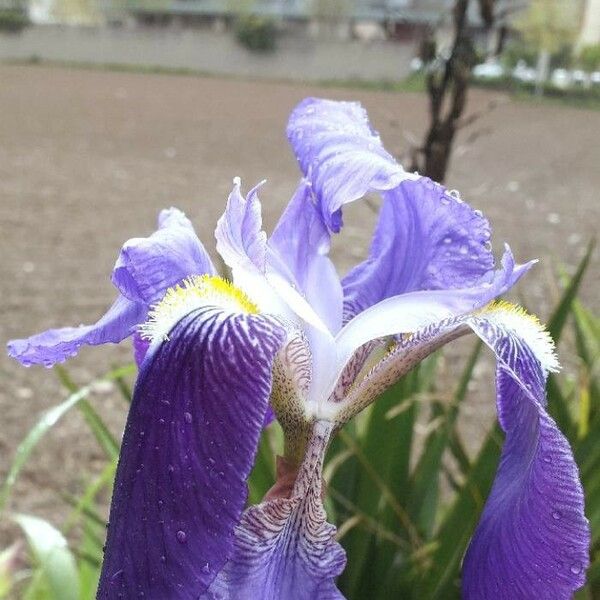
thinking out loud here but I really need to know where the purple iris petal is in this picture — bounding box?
[204,421,345,600]
[8,207,214,367]
[287,97,413,232]
[269,180,343,334]
[112,207,215,305]
[97,305,285,599]
[215,179,267,277]
[215,179,331,334]
[334,247,534,379]
[287,98,504,323]
[7,295,146,367]
[132,333,150,367]
[462,318,590,598]
[342,177,494,318]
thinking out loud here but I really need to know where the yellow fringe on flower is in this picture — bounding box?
[140,275,257,342]
[479,300,560,373]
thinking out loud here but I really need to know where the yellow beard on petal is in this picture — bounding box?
[139,275,258,343]
[479,300,559,373]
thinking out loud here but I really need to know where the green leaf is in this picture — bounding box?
[1,366,134,510]
[1,385,93,510]
[54,365,121,460]
[338,365,427,599]
[13,514,79,600]
[247,424,278,505]
[419,426,503,599]
[547,239,594,342]
[408,340,482,537]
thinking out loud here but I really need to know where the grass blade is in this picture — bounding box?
[13,514,79,600]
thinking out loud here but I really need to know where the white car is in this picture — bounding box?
[512,61,537,83]
[551,68,571,89]
[571,69,590,86]
[410,57,423,72]
[473,62,504,79]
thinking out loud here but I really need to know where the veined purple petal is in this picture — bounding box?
[132,333,150,367]
[7,295,146,367]
[333,303,588,597]
[269,180,343,334]
[8,207,214,367]
[112,207,215,305]
[204,420,345,600]
[215,179,332,335]
[463,315,589,599]
[287,97,414,232]
[215,179,267,277]
[342,178,494,319]
[97,306,285,599]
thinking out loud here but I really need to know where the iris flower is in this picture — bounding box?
[8,98,589,599]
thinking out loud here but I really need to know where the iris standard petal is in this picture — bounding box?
[342,178,494,319]
[215,179,267,277]
[287,97,415,232]
[112,207,215,305]
[462,313,589,599]
[204,420,346,600]
[269,180,343,334]
[7,295,146,367]
[97,305,286,599]
[215,178,331,334]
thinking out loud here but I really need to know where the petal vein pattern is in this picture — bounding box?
[287,97,415,232]
[216,179,330,334]
[8,207,215,366]
[204,420,346,600]
[97,306,285,599]
[462,312,589,599]
[331,303,589,597]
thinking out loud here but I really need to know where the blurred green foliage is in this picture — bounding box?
[0,8,29,33]
[1,244,597,598]
[579,45,600,72]
[234,14,277,53]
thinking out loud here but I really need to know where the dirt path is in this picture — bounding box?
[0,64,598,543]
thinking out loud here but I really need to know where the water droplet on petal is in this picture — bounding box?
[202,563,210,573]
[449,189,463,202]
[443,237,452,244]
[570,561,582,575]
[176,530,187,543]
[552,510,562,520]
[184,412,192,424]
[460,245,468,255]
[543,454,553,463]
[473,209,483,217]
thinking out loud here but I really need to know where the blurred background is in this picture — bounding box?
[0,0,598,598]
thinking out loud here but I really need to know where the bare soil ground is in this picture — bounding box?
[0,64,598,546]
